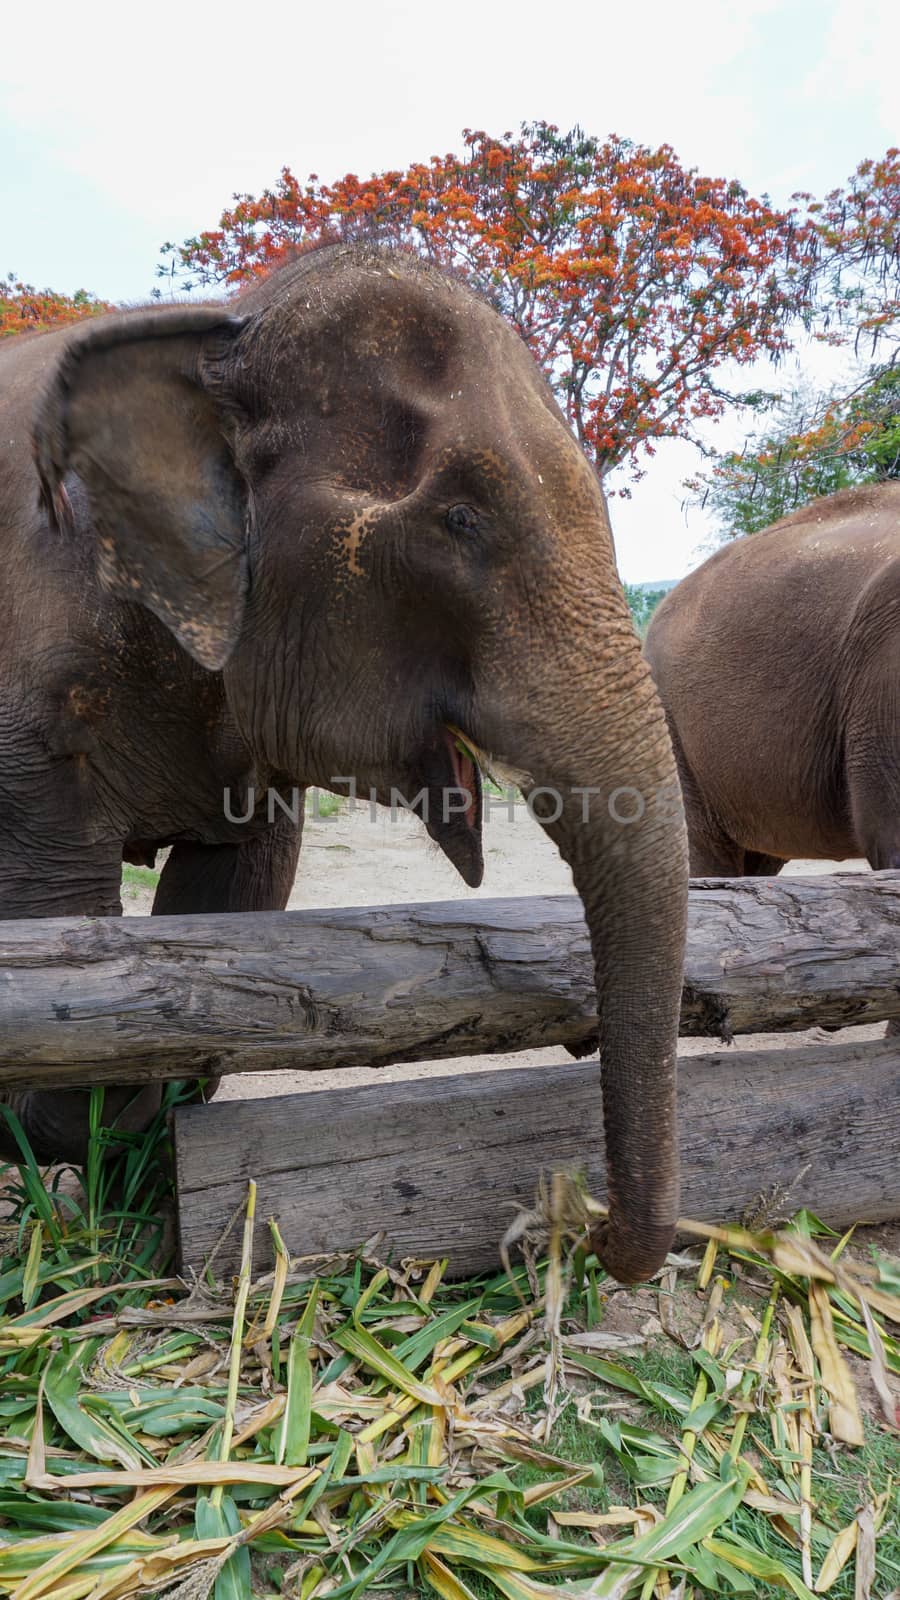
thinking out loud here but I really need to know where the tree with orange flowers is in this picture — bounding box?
[802,148,900,354]
[691,147,900,536]
[0,276,113,339]
[160,124,827,480]
[7,128,897,502]
[693,363,900,540]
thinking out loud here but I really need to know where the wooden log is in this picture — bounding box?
[0,874,897,1092]
[174,1035,900,1275]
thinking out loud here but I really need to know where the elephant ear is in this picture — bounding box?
[33,307,249,670]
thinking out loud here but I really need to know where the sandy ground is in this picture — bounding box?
[124,797,882,1102]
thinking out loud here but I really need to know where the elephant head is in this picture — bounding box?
[33,245,688,1283]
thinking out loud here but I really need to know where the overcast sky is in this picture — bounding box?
[1,0,894,580]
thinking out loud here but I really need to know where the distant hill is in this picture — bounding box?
[627,578,679,593]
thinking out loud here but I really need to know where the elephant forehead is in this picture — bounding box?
[262,274,466,388]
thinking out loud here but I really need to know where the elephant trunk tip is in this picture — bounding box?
[589,1217,677,1287]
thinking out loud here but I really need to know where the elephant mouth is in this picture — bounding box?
[408,726,484,888]
[444,725,532,794]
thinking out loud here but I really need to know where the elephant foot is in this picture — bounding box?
[565,1030,599,1060]
[0,1074,222,1169]
[0,1083,164,1168]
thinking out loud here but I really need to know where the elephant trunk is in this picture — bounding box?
[487,633,688,1284]
[575,791,686,1283]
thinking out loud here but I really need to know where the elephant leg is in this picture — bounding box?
[845,635,900,871]
[688,840,740,875]
[849,762,899,1041]
[675,750,785,878]
[849,772,900,873]
[664,723,746,877]
[829,764,897,1033]
[743,851,787,877]
[151,811,304,1101]
[688,840,786,877]
[0,835,163,1166]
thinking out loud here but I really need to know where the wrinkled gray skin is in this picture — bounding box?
[0,245,688,1284]
[645,483,900,875]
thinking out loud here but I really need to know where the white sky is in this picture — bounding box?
[2,0,895,580]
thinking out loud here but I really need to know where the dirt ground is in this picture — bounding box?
[124,795,884,1102]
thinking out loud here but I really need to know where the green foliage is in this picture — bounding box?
[696,363,900,540]
[848,363,900,476]
[306,789,345,818]
[0,1083,190,1297]
[120,864,160,898]
[623,583,671,637]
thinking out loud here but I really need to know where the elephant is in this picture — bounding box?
[644,483,899,876]
[0,243,688,1284]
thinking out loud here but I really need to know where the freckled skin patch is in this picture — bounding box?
[471,449,509,489]
[337,508,378,578]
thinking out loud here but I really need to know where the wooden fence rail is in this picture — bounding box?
[0,873,897,1092]
[175,1036,900,1274]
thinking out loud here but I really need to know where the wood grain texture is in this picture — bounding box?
[0,874,897,1091]
[175,1035,900,1275]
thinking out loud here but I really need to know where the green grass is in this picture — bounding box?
[730,1427,900,1598]
[0,1083,194,1295]
[120,863,160,898]
[0,1117,898,1600]
[306,788,346,818]
[514,1381,900,1600]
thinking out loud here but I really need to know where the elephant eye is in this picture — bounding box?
[446,503,480,536]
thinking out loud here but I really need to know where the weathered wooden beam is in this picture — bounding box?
[174,1035,900,1275]
[0,874,897,1092]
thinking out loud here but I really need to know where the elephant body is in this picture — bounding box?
[0,245,688,1282]
[644,483,900,875]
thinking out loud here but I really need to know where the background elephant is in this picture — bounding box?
[644,483,899,876]
[0,243,688,1284]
